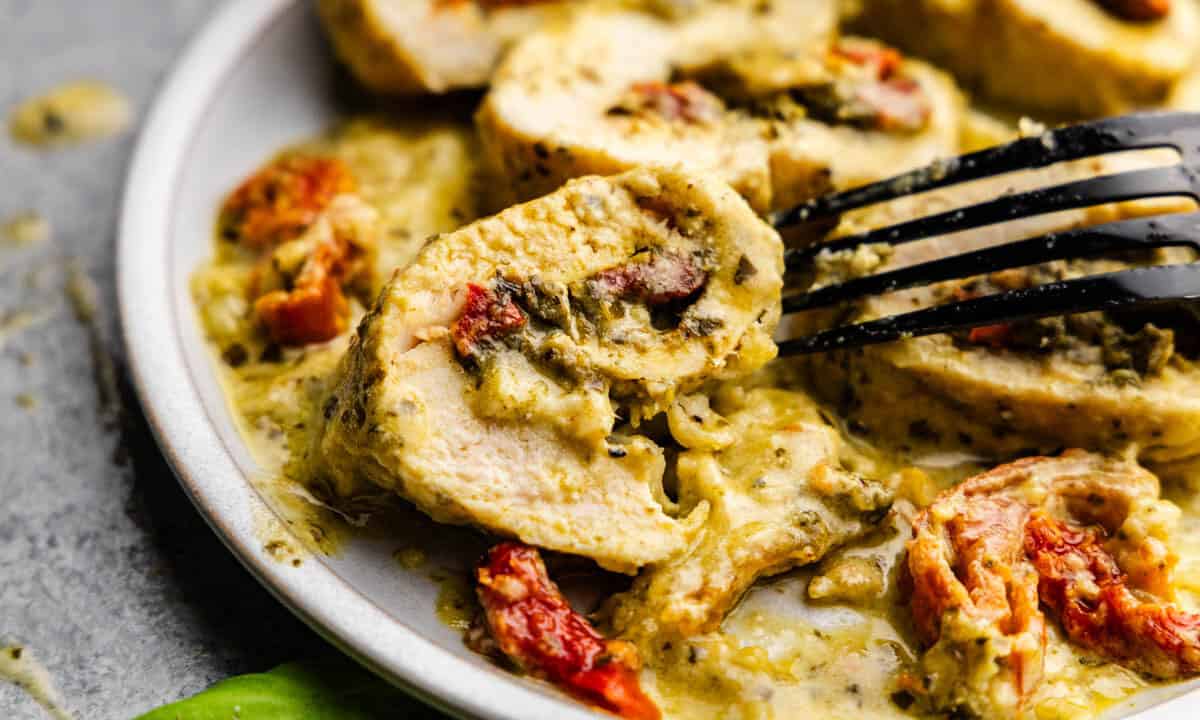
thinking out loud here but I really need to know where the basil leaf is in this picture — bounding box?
[133,658,430,720]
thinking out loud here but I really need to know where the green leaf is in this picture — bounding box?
[133,657,428,720]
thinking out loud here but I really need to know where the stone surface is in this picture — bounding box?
[0,2,446,718]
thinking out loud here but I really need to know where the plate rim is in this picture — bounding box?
[115,1,604,718]
[115,1,1200,719]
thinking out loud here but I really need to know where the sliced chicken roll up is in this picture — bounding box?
[848,0,1200,117]
[477,5,957,212]
[318,0,573,94]
[801,252,1200,477]
[317,0,805,95]
[316,167,783,573]
[791,142,1200,478]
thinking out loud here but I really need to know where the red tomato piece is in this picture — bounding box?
[451,284,527,358]
[1025,512,1200,679]
[476,543,661,720]
[832,40,931,132]
[254,235,353,346]
[832,41,904,81]
[627,81,724,124]
[222,155,355,250]
[966,324,1015,349]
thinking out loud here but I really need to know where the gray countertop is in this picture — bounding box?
[0,2,445,717]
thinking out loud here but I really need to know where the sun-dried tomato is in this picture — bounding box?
[256,275,347,346]
[908,490,1046,706]
[452,283,527,358]
[830,40,930,133]
[1025,512,1200,679]
[254,232,354,346]
[853,76,933,133]
[966,324,1015,349]
[477,543,660,720]
[907,452,1199,714]
[221,156,354,250]
[832,41,903,82]
[950,286,1015,349]
[587,252,707,305]
[624,82,724,124]
[1096,0,1171,21]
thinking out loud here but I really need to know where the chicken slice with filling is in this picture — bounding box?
[316,166,783,573]
[848,0,1200,117]
[477,3,954,212]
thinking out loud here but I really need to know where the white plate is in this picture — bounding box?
[116,1,1200,718]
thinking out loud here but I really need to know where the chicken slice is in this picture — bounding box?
[478,3,957,212]
[317,0,572,94]
[848,0,1200,117]
[791,142,1200,476]
[906,450,1189,718]
[316,166,783,573]
[802,261,1200,474]
[606,387,893,646]
[316,0,784,95]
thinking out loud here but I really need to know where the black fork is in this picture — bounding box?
[774,112,1200,356]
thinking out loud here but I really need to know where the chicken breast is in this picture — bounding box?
[476,5,958,212]
[316,0,795,95]
[848,0,1200,117]
[799,253,1200,477]
[606,387,893,645]
[790,140,1200,478]
[316,166,783,573]
[317,0,574,94]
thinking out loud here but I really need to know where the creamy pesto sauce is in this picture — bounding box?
[642,534,917,720]
[394,547,429,570]
[1166,483,1200,611]
[1,212,50,247]
[433,571,478,632]
[8,81,130,148]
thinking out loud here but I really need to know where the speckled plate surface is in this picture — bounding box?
[116,1,1200,719]
[114,1,603,718]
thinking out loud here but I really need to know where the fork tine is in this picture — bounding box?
[785,165,1197,264]
[778,263,1200,356]
[783,212,1200,313]
[773,112,1200,228]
